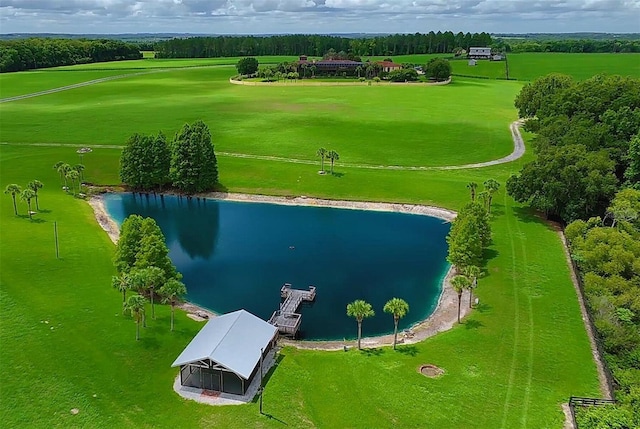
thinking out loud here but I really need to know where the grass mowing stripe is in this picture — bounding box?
[512,197,535,428]
[500,192,520,429]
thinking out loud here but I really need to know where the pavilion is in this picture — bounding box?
[172,309,278,395]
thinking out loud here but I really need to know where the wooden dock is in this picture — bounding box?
[268,283,316,337]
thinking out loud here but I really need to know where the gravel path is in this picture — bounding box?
[0,120,525,170]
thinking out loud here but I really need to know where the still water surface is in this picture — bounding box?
[104,193,450,340]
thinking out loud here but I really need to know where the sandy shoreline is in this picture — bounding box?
[88,191,469,349]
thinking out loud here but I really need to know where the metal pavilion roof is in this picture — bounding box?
[171,309,277,380]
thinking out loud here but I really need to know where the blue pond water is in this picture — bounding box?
[103,193,450,340]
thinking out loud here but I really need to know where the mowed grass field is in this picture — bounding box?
[508,52,640,81]
[0,66,520,167]
[0,57,604,428]
[374,52,640,81]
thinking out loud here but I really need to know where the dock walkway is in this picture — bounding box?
[268,284,316,337]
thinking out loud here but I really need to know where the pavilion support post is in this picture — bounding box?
[259,347,264,414]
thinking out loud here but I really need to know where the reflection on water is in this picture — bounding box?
[104,193,450,340]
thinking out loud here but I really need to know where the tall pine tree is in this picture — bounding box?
[170,120,218,194]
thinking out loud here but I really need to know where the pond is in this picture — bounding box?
[103,193,451,340]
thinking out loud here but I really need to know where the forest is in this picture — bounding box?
[154,32,493,58]
[0,38,142,72]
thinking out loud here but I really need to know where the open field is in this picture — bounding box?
[507,52,640,81]
[373,52,640,81]
[0,59,602,428]
[0,65,520,168]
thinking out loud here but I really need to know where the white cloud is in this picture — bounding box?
[0,0,638,33]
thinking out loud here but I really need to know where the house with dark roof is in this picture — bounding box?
[172,309,278,395]
[296,55,364,74]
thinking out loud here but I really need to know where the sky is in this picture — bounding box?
[0,0,639,35]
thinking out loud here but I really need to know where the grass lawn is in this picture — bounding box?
[0,60,601,428]
[507,53,640,81]
[0,65,520,168]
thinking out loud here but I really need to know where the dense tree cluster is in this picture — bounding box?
[388,68,419,82]
[120,132,171,191]
[565,189,640,427]
[113,215,187,338]
[424,58,452,82]
[0,38,142,73]
[236,57,259,75]
[507,73,640,222]
[447,201,492,269]
[155,32,493,59]
[119,121,218,194]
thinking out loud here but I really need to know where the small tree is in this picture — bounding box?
[124,294,147,341]
[316,148,328,173]
[4,184,21,215]
[27,180,43,210]
[73,164,85,182]
[461,265,481,308]
[346,299,375,350]
[112,272,132,304]
[20,188,36,220]
[466,182,478,201]
[159,278,187,331]
[451,275,471,323]
[58,163,71,191]
[66,170,80,196]
[483,179,501,214]
[53,161,65,186]
[383,298,409,350]
[132,266,165,320]
[236,57,259,76]
[327,150,340,175]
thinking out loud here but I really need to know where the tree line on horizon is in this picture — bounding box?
[0,38,142,73]
[154,32,494,58]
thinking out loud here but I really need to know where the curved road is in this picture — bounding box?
[1,66,525,170]
[0,120,524,171]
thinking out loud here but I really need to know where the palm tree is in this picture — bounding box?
[66,170,79,196]
[346,299,375,350]
[27,180,43,210]
[112,272,132,304]
[327,150,340,175]
[451,275,471,324]
[124,294,147,341]
[134,267,165,320]
[20,188,36,220]
[383,298,410,350]
[58,163,71,191]
[159,278,187,331]
[483,179,501,214]
[477,191,489,211]
[73,164,85,182]
[355,65,363,78]
[4,184,21,215]
[53,161,65,186]
[316,148,328,173]
[466,182,478,201]
[461,265,481,308]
